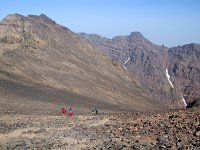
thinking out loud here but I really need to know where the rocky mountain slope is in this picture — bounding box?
[168,44,200,105]
[80,33,200,108]
[0,14,165,114]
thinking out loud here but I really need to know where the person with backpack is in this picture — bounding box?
[61,107,67,115]
[95,107,99,115]
[68,108,74,117]
[91,107,99,115]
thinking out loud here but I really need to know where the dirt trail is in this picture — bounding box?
[89,118,110,127]
[0,108,199,150]
[0,114,113,149]
[0,128,35,145]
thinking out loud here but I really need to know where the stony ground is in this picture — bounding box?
[0,108,199,150]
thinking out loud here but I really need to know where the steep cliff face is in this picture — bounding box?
[0,14,165,113]
[168,43,200,105]
[80,33,200,108]
[80,32,173,106]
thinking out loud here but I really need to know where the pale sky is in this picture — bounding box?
[1,0,200,47]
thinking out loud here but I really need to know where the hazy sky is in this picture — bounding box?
[1,0,200,47]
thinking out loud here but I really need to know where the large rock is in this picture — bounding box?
[186,98,200,108]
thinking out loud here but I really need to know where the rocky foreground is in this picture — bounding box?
[0,108,199,150]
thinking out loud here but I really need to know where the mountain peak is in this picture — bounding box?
[130,31,143,37]
[39,14,56,24]
[80,32,102,38]
[39,14,48,18]
[128,31,147,42]
[27,14,56,24]
[2,13,25,22]
[39,14,53,21]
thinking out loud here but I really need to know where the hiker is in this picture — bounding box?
[61,107,67,115]
[91,108,95,115]
[95,107,99,115]
[92,107,99,115]
[68,108,74,117]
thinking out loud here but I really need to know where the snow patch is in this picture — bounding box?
[165,69,174,88]
[124,58,130,65]
[182,96,187,107]
[123,66,127,69]
[123,57,130,69]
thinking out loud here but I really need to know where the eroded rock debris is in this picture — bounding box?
[0,108,199,150]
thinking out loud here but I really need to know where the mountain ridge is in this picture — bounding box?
[0,14,165,114]
[80,32,200,108]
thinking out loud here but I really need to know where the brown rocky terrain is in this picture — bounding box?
[79,33,200,108]
[0,13,199,150]
[0,107,199,149]
[0,14,165,114]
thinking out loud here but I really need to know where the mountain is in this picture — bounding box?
[0,14,165,114]
[169,43,200,102]
[80,33,200,108]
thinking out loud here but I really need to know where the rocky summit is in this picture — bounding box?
[80,33,200,108]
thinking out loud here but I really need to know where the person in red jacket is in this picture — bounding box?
[68,108,74,117]
[61,107,67,115]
